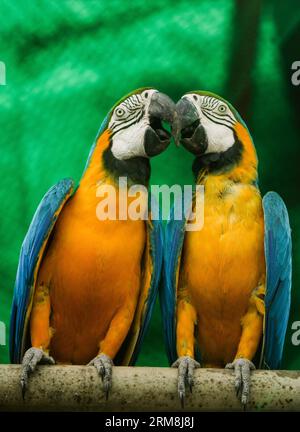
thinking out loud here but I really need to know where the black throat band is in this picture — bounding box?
[102,146,150,186]
[192,132,243,179]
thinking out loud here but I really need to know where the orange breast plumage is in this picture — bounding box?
[180,180,265,366]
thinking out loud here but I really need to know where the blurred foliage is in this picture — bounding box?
[0,0,299,368]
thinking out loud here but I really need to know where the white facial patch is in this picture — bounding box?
[183,94,237,154]
[109,89,158,160]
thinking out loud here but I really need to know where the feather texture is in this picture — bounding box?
[261,192,292,369]
[9,178,74,363]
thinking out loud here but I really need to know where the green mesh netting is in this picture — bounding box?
[0,0,299,367]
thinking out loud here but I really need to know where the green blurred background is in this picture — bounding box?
[0,0,299,368]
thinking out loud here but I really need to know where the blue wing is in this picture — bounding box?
[116,197,164,365]
[160,193,193,365]
[161,212,185,365]
[129,215,163,365]
[261,191,292,369]
[9,178,74,363]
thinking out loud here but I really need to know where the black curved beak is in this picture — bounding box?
[144,92,176,157]
[175,98,208,155]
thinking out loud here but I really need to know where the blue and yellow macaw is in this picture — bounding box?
[162,91,292,406]
[10,88,175,398]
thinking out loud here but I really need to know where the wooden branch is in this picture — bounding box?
[0,365,299,411]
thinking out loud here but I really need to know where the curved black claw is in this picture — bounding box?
[88,354,113,400]
[172,356,200,408]
[21,347,55,399]
[225,358,255,406]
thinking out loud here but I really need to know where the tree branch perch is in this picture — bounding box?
[0,365,299,411]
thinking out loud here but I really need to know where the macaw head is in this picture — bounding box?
[84,88,175,184]
[102,88,175,159]
[175,91,258,180]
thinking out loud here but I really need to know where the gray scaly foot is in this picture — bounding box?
[21,347,55,399]
[225,358,255,406]
[172,356,200,408]
[88,353,113,400]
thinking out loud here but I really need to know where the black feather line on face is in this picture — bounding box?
[201,110,235,129]
[111,109,144,136]
[192,131,243,178]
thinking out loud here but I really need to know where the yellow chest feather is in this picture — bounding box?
[181,177,265,319]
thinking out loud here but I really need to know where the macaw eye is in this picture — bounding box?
[218,104,227,113]
[116,108,126,117]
